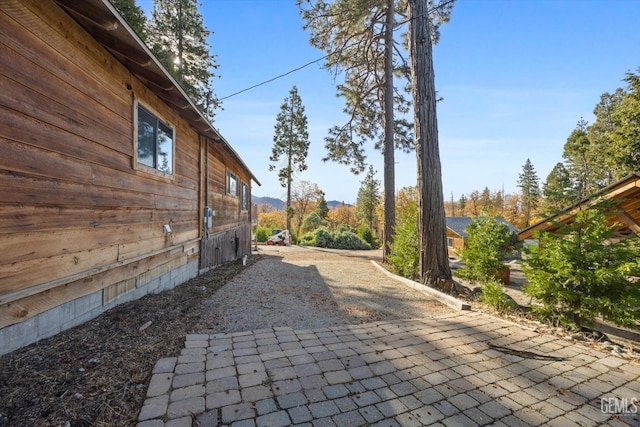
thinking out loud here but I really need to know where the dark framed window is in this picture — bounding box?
[136,103,174,174]
[447,237,454,248]
[241,182,249,211]
[227,171,238,196]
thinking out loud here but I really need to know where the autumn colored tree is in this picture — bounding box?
[291,180,322,235]
[258,211,287,230]
[328,203,359,230]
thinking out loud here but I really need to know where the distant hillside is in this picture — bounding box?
[327,200,351,209]
[252,196,350,211]
[252,196,285,210]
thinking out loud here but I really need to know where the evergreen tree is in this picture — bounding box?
[458,194,467,216]
[523,204,640,330]
[409,0,452,286]
[298,0,454,259]
[111,0,147,39]
[148,0,218,118]
[457,215,514,282]
[589,89,626,184]
[480,187,492,213]
[612,68,640,173]
[356,165,381,233]
[542,162,574,215]
[517,158,540,227]
[387,187,419,279]
[563,118,593,199]
[269,86,311,232]
[316,192,329,220]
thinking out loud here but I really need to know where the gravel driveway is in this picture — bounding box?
[198,245,453,333]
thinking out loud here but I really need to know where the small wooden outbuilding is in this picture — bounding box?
[446,217,519,258]
[518,172,640,240]
[0,0,260,355]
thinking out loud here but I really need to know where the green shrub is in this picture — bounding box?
[314,227,333,248]
[357,224,379,249]
[336,223,352,233]
[458,215,515,282]
[387,198,419,279]
[301,212,324,234]
[523,204,640,330]
[479,278,516,313]
[299,232,315,246]
[311,226,371,250]
[332,231,372,250]
[254,226,271,243]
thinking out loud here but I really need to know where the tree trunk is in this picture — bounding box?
[286,97,293,232]
[408,0,452,286]
[382,0,395,261]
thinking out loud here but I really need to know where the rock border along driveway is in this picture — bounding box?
[138,310,640,426]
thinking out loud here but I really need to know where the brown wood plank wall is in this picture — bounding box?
[0,0,200,313]
[200,224,251,270]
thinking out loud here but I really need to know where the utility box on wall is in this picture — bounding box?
[204,207,214,228]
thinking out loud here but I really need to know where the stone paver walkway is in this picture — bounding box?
[137,312,640,427]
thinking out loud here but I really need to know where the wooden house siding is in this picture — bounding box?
[199,140,252,270]
[445,228,465,258]
[0,0,258,355]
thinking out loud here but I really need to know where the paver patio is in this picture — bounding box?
[137,311,640,426]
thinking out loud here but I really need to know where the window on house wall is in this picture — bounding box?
[227,171,238,196]
[136,103,174,174]
[241,182,249,211]
[447,237,454,248]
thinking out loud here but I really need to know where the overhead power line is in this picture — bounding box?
[215,0,454,102]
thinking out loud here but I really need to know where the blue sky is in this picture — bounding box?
[138,0,640,204]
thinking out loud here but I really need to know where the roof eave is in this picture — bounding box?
[53,0,261,186]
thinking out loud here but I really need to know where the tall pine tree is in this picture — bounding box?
[110,0,147,39]
[148,0,219,118]
[269,86,311,232]
[542,162,574,215]
[612,69,640,173]
[356,165,381,234]
[298,0,453,259]
[563,118,593,199]
[517,158,540,227]
[409,0,452,286]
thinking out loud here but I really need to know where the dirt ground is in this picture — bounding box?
[0,257,259,427]
[0,246,450,427]
[2,246,638,427]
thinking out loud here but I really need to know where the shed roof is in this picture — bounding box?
[518,172,640,240]
[446,217,519,239]
[53,0,260,186]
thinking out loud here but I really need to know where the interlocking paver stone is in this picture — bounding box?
[222,403,256,423]
[277,391,307,409]
[138,313,640,426]
[288,405,313,423]
[147,373,173,397]
[256,410,291,427]
[309,400,340,418]
[167,396,204,418]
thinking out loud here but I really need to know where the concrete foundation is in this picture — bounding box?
[0,260,199,357]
